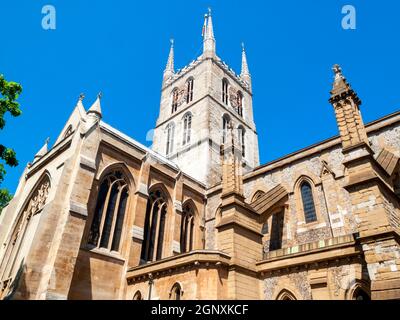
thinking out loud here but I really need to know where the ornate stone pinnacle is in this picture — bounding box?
[79,93,85,101]
[333,64,343,79]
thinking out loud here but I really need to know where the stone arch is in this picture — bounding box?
[271,282,302,300]
[276,289,298,300]
[133,290,143,300]
[292,173,321,194]
[169,282,183,300]
[345,280,371,300]
[96,162,136,191]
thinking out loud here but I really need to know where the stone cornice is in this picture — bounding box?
[126,250,231,282]
[256,235,360,273]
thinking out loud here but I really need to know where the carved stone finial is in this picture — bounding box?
[333,64,343,80]
[97,91,103,99]
[79,93,85,101]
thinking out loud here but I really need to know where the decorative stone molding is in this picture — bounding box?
[132,226,144,241]
[174,201,183,212]
[136,182,149,197]
[80,155,96,172]
[69,201,88,218]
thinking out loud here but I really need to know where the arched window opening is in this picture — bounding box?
[170,283,182,300]
[133,291,143,300]
[277,290,297,300]
[352,287,370,301]
[166,123,175,156]
[182,113,192,146]
[222,115,231,145]
[269,210,284,251]
[140,190,168,264]
[186,78,194,104]
[237,91,243,117]
[88,170,129,252]
[180,204,195,253]
[300,181,317,223]
[222,79,229,105]
[238,126,245,158]
[171,88,179,113]
[64,125,73,138]
[0,174,50,295]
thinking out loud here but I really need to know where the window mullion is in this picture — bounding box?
[108,185,123,251]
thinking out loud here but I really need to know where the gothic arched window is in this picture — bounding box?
[238,125,245,158]
[133,291,143,300]
[171,88,179,113]
[170,283,182,300]
[186,78,194,104]
[222,115,231,145]
[87,170,129,252]
[182,113,192,146]
[166,123,175,156]
[300,181,317,223]
[140,189,168,263]
[237,91,243,117]
[0,174,50,296]
[64,124,73,138]
[180,203,195,253]
[222,79,229,105]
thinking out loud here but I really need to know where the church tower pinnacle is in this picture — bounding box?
[163,39,175,84]
[203,8,216,58]
[240,43,252,90]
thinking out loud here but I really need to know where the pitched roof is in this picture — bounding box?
[250,184,288,215]
[376,148,399,176]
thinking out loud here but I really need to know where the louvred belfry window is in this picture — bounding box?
[182,113,192,146]
[186,78,194,103]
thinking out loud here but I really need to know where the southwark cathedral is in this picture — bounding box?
[0,12,400,300]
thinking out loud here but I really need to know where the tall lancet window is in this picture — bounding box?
[238,126,246,158]
[186,78,194,103]
[222,115,231,145]
[140,190,168,263]
[88,170,129,252]
[269,210,284,251]
[166,123,175,156]
[180,203,195,253]
[222,79,229,105]
[300,182,317,223]
[182,113,192,146]
[237,91,243,117]
[172,88,179,113]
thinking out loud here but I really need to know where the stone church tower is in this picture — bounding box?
[152,10,260,187]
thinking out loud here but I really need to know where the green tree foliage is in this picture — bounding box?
[0,74,23,212]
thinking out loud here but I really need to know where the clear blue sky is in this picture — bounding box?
[1,0,400,193]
